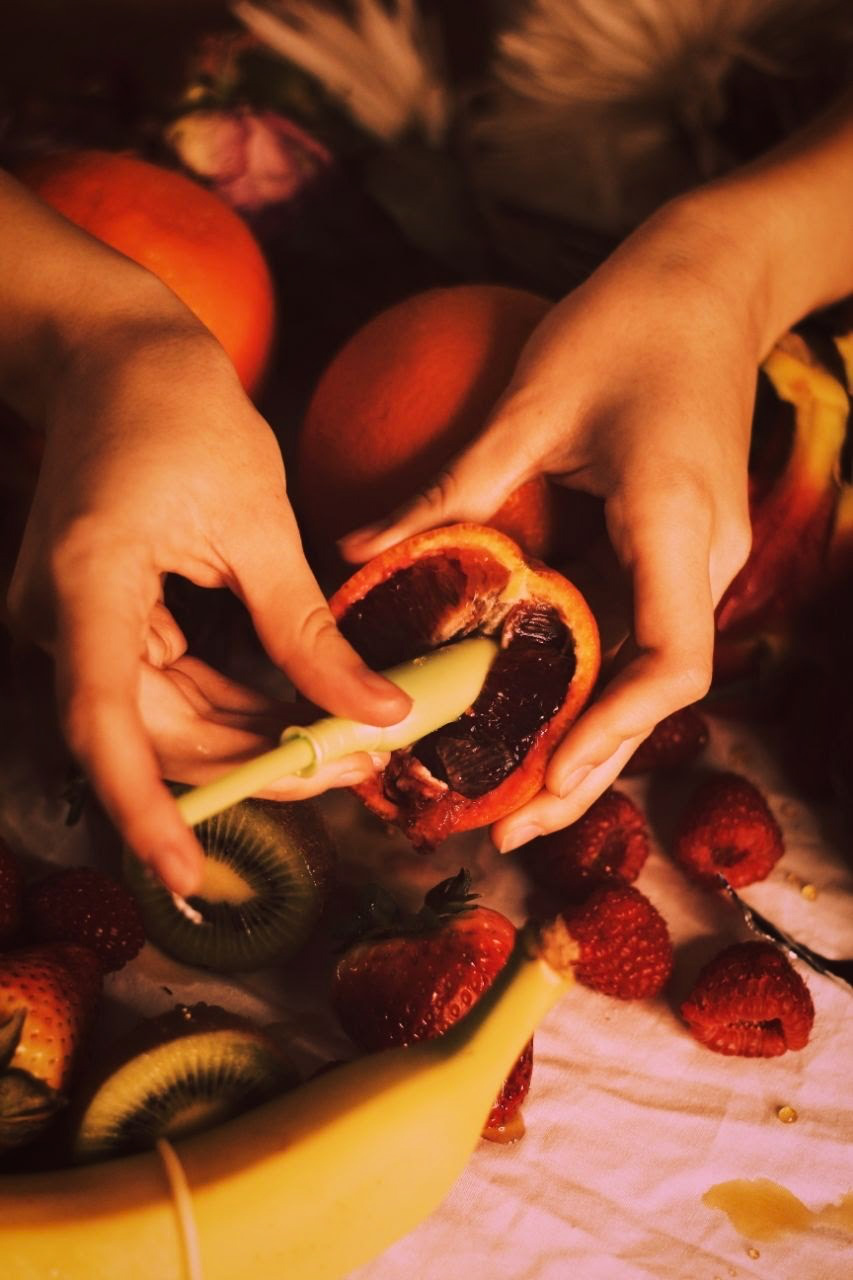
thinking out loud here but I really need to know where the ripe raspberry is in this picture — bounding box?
[0,837,24,948]
[562,881,673,999]
[622,705,709,775]
[26,867,146,973]
[681,941,814,1057]
[673,772,784,888]
[520,790,649,901]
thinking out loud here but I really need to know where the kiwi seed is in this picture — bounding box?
[73,1002,299,1161]
[124,796,335,971]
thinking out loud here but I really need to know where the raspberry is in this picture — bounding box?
[562,881,673,999]
[520,790,649,901]
[622,705,709,775]
[26,866,146,973]
[681,941,814,1057]
[673,772,783,888]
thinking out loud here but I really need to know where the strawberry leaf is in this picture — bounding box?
[0,1069,64,1150]
[0,1009,25,1072]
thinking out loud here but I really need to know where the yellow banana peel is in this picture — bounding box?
[0,919,575,1280]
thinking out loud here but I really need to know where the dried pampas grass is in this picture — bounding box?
[233,0,449,143]
[470,0,853,234]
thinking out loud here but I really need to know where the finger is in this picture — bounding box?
[545,484,716,797]
[53,553,206,896]
[138,664,389,799]
[339,417,537,562]
[494,736,643,851]
[145,601,188,668]
[231,507,412,727]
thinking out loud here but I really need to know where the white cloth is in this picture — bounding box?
[1,708,850,1279]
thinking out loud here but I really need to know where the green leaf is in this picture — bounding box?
[0,1069,64,1151]
[0,1010,25,1072]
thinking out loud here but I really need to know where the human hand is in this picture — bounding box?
[7,325,409,894]
[340,202,761,850]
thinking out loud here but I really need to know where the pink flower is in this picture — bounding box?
[166,108,332,211]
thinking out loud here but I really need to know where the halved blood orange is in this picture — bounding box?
[329,524,600,848]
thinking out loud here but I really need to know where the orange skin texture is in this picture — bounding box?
[330,523,601,847]
[0,945,102,1093]
[297,284,563,563]
[17,150,276,393]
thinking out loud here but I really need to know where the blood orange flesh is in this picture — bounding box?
[330,524,600,847]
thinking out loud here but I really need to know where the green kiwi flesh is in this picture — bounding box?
[74,1003,299,1161]
[124,796,335,971]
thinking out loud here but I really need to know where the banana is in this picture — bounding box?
[0,920,575,1280]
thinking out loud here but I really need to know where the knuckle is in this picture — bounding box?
[667,659,712,705]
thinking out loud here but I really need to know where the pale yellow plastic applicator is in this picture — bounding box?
[176,636,499,828]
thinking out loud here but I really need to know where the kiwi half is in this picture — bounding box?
[73,1003,298,1161]
[124,796,335,971]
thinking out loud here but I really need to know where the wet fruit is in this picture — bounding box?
[329,523,600,847]
[562,881,673,1000]
[621,706,709,775]
[0,945,102,1149]
[17,149,276,392]
[73,1002,298,1161]
[714,334,850,686]
[332,870,531,1135]
[680,941,814,1057]
[520,789,649,900]
[673,772,784,889]
[297,284,594,567]
[123,796,335,971]
[26,866,146,973]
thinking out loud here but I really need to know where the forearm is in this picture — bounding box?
[654,90,853,358]
[0,170,204,427]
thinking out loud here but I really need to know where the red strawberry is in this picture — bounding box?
[680,941,814,1057]
[0,837,24,948]
[621,706,709,775]
[26,865,146,972]
[562,881,673,999]
[0,944,102,1149]
[520,790,649,900]
[673,772,784,888]
[333,869,531,1134]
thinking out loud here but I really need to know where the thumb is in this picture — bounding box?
[232,510,411,727]
[338,426,533,563]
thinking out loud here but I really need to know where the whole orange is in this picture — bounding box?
[296,284,561,564]
[18,149,276,393]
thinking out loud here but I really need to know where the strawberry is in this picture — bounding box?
[520,790,649,901]
[26,865,146,973]
[0,944,102,1149]
[0,837,24,948]
[332,869,531,1134]
[621,706,709,776]
[680,941,814,1057]
[562,881,673,999]
[673,771,784,888]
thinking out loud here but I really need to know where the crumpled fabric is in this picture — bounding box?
[0,702,850,1279]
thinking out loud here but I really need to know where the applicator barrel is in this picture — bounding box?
[176,636,498,828]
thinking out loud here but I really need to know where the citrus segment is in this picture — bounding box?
[330,523,600,847]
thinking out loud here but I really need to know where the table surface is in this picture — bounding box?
[1,687,851,1280]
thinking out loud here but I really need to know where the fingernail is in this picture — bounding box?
[557,764,593,799]
[500,824,543,854]
[168,854,203,898]
[369,753,389,770]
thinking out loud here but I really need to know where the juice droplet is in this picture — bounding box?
[800,882,818,901]
[482,1111,526,1144]
[747,1247,760,1259]
[776,1104,798,1124]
